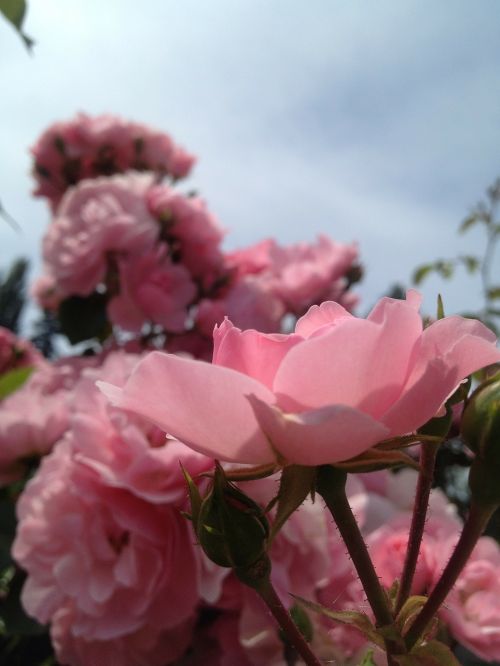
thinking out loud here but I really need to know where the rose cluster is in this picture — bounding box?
[2,114,500,666]
[9,346,500,664]
[31,113,196,209]
[32,113,360,359]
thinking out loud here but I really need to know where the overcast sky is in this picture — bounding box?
[1,0,499,325]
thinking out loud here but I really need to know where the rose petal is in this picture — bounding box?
[98,351,276,464]
[248,396,390,466]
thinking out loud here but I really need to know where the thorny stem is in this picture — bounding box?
[316,466,403,663]
[395,443,438,614]
[253,576,323,666]
[405,500,495,650]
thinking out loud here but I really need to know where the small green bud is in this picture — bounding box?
[196,463,269,570]
[461,374,500,465]
[461,374,500,507]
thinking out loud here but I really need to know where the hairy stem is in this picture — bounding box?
[395,443,438,614]
[316,466,394,628]
[254,577,322,666]
[405,501,495,650]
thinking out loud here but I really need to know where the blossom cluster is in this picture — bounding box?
[32,113,359,357]
[2,114,500,666]
[31,113,196,209]
[7,343,500,665]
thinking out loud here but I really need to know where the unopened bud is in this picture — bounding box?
[196,464,269,570]
[461,374,500,464]
[461,374,500,507]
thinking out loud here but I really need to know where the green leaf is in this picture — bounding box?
[358,649,377,665]
[459,214,480,233]
[0,365,33,400]
[333,447,420,473]
[289,604,314,643]
[412,264,434,285]
[459,255,479,273]
[269,465,316,542]
[291,594,386,649]
[487,287,500,300]
[435,260,454,280]
[394,641,460,665]
[0,0,34,50]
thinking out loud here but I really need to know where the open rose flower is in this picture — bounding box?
[99,291,500,466]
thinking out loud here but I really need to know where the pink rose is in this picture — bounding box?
[40,172,158,298]
[100,291,500,465]
[108,245,197,333]
[437,536,500,661]
[147,185,226,289]
[227,235,359,315]
[0,355,98,485]
[31,113,196,208]
[13,437,200,665]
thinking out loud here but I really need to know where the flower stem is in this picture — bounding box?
[395,443,438,614]
[253,577,323,666]
[316,465,394,629]
[404,500,495,650]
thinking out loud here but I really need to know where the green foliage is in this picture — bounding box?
[0,258,28,334]
[0,366,33,400]
[0,0,33,50]
[394,641,460,665]
[58,292,110,345]
[291,594,385,649]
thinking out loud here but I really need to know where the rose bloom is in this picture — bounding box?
[108,245,196,333]
[13,440,199,666]
[436,536,500,661]
[0,356,98,485]
[227,235,359,314]
[100,291,500,466]
[40,172,158,298]
[12,351,213,666]
[31,113,195,208]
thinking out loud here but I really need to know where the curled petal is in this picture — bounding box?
[248,395,390,466]
[213,318,302,389]
[98,352,276,464]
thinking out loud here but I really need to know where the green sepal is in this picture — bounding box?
[395,595,427,635]
[333,447,419,473]
[0,365,33,400]
[377,434,442,451]
[394,640,460,665]
[269,465,316,542]
[291,594,385,649]
[180,463,202,529]
[436,294,445,320]
[214,462,279,482]
[196,463,269,569]
[417,406,452,440]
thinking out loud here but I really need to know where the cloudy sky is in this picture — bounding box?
[1,0,499,324]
